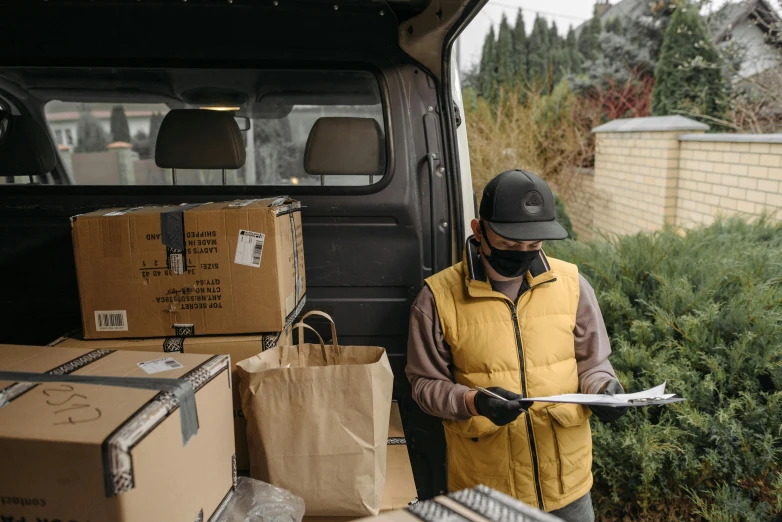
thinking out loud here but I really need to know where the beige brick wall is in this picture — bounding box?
[553,169,595,241]
[586,117,782,237]
[675,140,782,227]
[592,130,688,236]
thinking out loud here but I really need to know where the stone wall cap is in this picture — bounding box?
[679,133,782,143]
[593,116,710,133]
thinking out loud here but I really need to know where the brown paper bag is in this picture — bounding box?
[237,311,394,516]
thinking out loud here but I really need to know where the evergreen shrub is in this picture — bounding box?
[547,218,782,520]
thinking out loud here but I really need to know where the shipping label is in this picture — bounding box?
[234,230,265,268]
[137,357,184,375]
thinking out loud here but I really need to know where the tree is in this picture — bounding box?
[110,105,131,143]
[132,129,150,158]
[604,16,623,36]
[626,0,677,66]
[565,27,582,75]
[651,2,728,122]
[147,112,166,161]
[254,117,302,184]
[578,5,602,62]
[527,15,552,85]
[548,21,566,81]
[75,108,110,153]
[512,9,528,83]
[479,27,498,99]
[573,26,655,92]
[496,15,515,89]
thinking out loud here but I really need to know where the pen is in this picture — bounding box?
[475,387,510,401]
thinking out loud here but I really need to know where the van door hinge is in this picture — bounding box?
[423,112,447,273]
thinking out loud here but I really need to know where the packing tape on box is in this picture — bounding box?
[273,200,305,327]
[0,370,198,445]
[160,203,207,275]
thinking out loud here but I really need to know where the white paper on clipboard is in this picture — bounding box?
[519,382,685,407]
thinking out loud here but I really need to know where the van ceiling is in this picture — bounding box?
[0,0,478,80]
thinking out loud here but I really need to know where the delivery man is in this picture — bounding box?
[406,169,627,522]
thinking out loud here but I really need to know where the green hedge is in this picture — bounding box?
[553,193,578,241]
[547,218,782,521]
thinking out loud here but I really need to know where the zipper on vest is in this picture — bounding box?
[506,277,556,511]
[507,302,544,510]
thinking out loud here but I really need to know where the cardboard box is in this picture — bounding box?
[0,344,236,522]
[49,328,293,471]
[384,403,418,511]
[302,403,418,522]
[71,197,306,339]
[357,485,564,522]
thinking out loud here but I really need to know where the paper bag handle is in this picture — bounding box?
[299,310,339,352]
[292,321,336,366]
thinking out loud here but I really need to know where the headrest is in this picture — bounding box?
[0,116,56,176]
[304,117,385,176]
[155,109,246,169]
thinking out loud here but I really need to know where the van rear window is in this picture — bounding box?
[37,69,386,187]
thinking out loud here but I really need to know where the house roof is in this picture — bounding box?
[576,0,782,43]
[597,0,646,23]
[573,0,645,35]
[709,0,782,43]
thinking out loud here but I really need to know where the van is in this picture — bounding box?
[0,0,483,502]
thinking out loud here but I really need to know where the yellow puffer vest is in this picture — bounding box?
[424,244,593,512]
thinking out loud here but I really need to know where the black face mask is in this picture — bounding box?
[480,222,539,278]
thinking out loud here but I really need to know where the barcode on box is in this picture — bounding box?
[167,250,184,275]
[95,310,128,332]
[252,242,263,265]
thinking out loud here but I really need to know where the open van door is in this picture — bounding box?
[0,0,488,501]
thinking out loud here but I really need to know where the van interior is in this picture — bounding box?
[0,0,485,501]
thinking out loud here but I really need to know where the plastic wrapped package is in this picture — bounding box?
[213,477,306,522]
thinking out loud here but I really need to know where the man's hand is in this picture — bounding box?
[473,387,530,426]
[590,379,629,423]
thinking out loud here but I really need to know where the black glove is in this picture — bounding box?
[590,379,629,423]
[474,387,530,426]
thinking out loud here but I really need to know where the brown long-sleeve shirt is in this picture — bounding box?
[406,268,617,421]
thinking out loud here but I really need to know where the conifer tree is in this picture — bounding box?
[479,27,497,99]
[148,112,166,161]
[549,21,571,83]
[109,105,131,143]
[527,15,551,84]
[75,106,110,153]
[578,5,602,62]
[512,9,528,83]
[496,15,515,89]
[651,2,728,121]
[565,26,582,74]
[628,0,676,65]
[604,16,623,36]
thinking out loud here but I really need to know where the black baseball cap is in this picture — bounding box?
[479,169,568,241]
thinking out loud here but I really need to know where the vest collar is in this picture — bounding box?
[462,236,555,299]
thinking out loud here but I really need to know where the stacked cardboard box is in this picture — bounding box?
[49,330,292,472]
[2,196,422,519]
[61,197,306,472]
[71,197,306,339]
[0,344,236,522]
